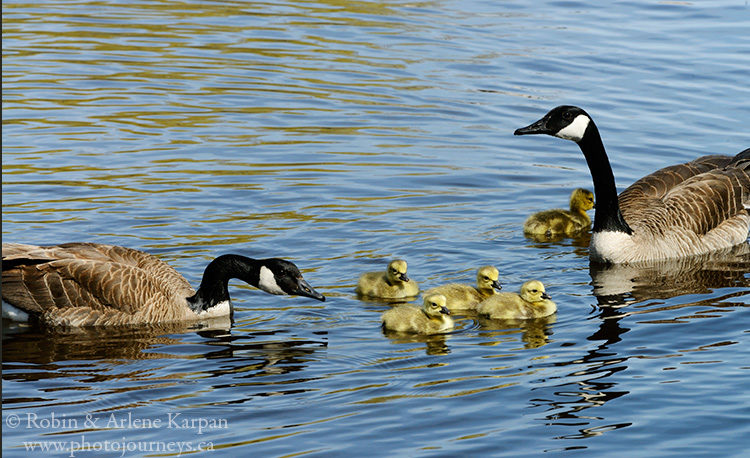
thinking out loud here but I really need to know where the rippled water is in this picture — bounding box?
[3,0,749,456]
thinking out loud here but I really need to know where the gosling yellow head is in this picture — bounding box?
[570,188,595,213]
[519,280,551,304]
[387,259,410,284]
[422,293,451,318]
[476,266,502,293]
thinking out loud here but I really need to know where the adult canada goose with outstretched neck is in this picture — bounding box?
[515,106,749,263]
[2,242,325,327]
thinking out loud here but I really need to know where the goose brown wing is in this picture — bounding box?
[620,158,749,236]
[2,257,185,317]
[3,243,192,295]
[2,243,194,316]
[618,154,733,207]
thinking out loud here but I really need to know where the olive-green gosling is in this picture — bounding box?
[381,294,453,334]
[524,188,594,238]
[476,280,556,319]
[355,259,419,299]
[424,266,502,311]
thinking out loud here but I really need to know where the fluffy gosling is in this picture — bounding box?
[424,266,502,311]
[381,294,453,334]
[524,188,594,238]
[477,280,556,319]
[355,259,419,299]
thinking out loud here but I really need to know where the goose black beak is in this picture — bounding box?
[296,278,326,302]
[440,306,451,315]
[541,292,551,300]
[492,280,502,291]
[399,273,410,282]
[514,116,552,136]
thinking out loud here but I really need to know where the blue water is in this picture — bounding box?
[3,0,749,456]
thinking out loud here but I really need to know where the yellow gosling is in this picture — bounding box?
[381,294,453,334]
[477,280,556,319]
[424,266,502,311]
[524,188,594,238]
[355,259,419,299]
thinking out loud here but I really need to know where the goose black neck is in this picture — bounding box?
[577,121,633,234]
[187,254,260,312]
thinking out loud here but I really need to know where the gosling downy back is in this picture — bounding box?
[524,188,595,238]
[2,242,325,327]
[477,280,556,319]
[515,106,750,263]
[355,259,419,299]
[424,266,502,310]
[381,293,453,334]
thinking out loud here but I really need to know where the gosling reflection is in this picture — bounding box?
[477,314,557,349]
[589,243,750,306]
[381,332,451,356]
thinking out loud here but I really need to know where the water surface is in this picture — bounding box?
[3,0,749,456]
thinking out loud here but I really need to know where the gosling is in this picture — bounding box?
[476,280,556,319]
[524,188,594,238]
[381,294,453,334]
[355,259,419,299]
[424,266,502,311]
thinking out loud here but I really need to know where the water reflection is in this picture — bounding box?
[380,331,450,356]
[477,314,557,349]
[2,320,327,384]
[589,243,750,306]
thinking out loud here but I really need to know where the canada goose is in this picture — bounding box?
[355,259,419,299]
[381,294,453,334]
[524,188,595,238]
[515,106,750,263]
[1,242,325,327]
[476,280,556,319]
[424,266,502,310]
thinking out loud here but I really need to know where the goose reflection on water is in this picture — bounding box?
[589,242,750,309]
[2,319,327,391]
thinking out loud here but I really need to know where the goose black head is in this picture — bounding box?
[515,105,593,143]
[257,259,326,302]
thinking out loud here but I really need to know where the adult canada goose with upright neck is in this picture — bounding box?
[2,242,325,327]
[515,106,749,263]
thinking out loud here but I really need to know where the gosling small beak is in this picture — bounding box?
[399,273,410,282]
[295,278,326,302]
[514,116,552,136]
[492,280,502,291]
[541,292,551,300]
[440,306,451,315]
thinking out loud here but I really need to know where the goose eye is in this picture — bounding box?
[531,289,538,293]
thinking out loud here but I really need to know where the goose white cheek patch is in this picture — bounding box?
[556,114,590,142]
[259,266,286,295]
